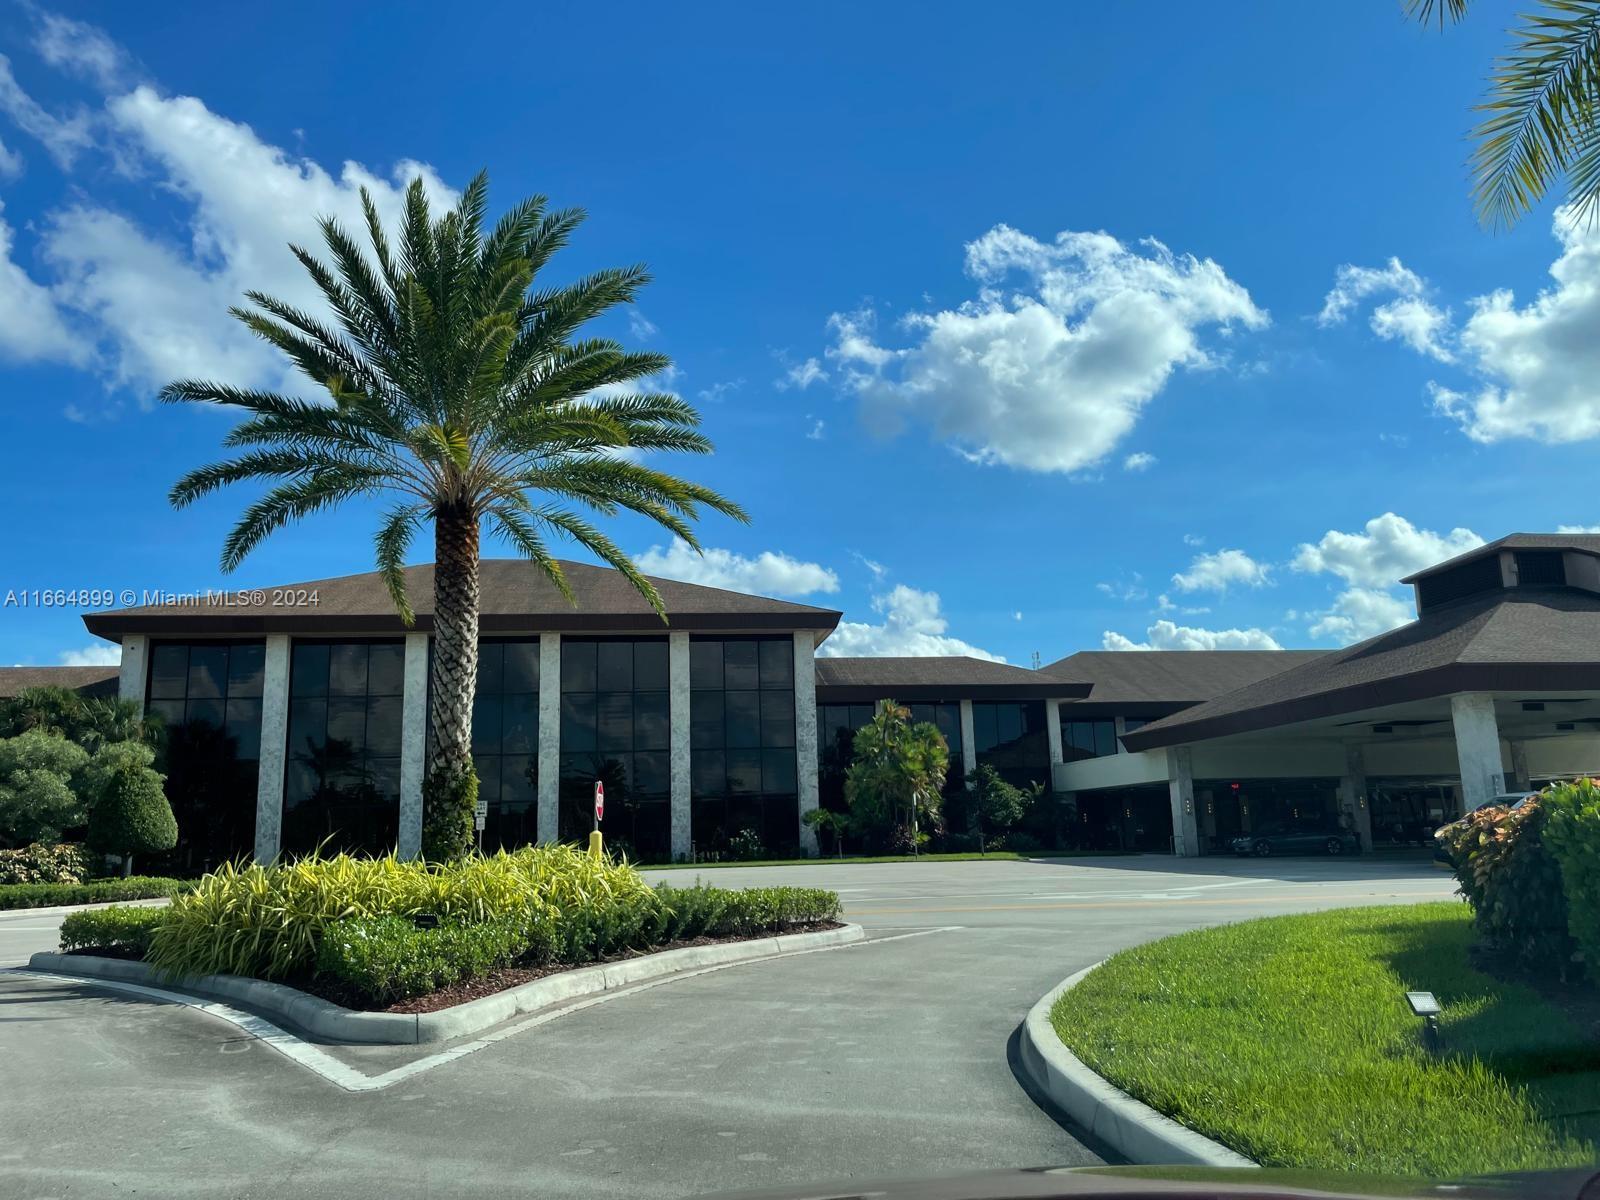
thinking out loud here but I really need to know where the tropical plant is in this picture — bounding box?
[968,763,1041,842]
[0,687,157,753]
[1410,0,1600,226]
[0,841,95,886]
[842,701,948,852]
[0,731,90,847]
[162,172,745,859]
[1538,777,1600,981]
[84,742,178,876]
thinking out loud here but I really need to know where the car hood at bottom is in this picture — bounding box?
[691,1165,1600,1200]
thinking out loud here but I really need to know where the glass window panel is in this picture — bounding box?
[849,704,873,729]
[149,644,189,699]
[561,693,597,751]
[366,643,404,696]
[724,642,759,690]
[501,755,535,806]
[503,642,539,693]
[596,692,634,753]
[328,644,368,696]
[227,643,265,696]
[502,692,537,754]
[184,646,227,699]
[689,641,722,689]
[725,690,760,748]
[472,694,502,754]
[561,640,597,693]
[559,752,593,782]
[368,757,401,804]
[596,641,633,692]
[1094,721,1117,758]
[634,691,669,751]
[475,643,504,695]
[726,750,762,795]
[690,692,724,749]
[762,748,797,796]
[760,690,795,748]
[908,703,934,727]
[284,757,317,807]
[326,697,367,755]
[184,696,225,731]
[1069,721,1094,753]
[758,639,793,689]
[291,644,329,697]
[973,705,999,752]
[147,697,185,730]
[634,641,668,691]
[632,751,668,797]
[366,696,402,757]
[225,697,263,760]
[1122,717,1146,733]
[997,704,1023,746]
[474,755,502,802]
[936,705,960,752]
[691,749,725,797]
[287,698,327,758]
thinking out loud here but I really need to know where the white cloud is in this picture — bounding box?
[0,201,84,365]
[820,584,1004,661]
[1123,451,1156,472]
[1182,533,1205,546]
[1429,208,1600,443]
[1306,587,1414,643]
[1318,256,1453,362]
[1096,577,1148,603]
[776,356,827,391]
[825,225,1266,474]
[805,417,825,440]
[1171,548,1270,593]
[1319,257,1426,325]
[634,538,838,598]
[1156,593,1209,616]
[1013,611,1023,621]
[1557,524,1600,533]
[59,643,120,666]
[697,378,743,403]
[1102,620,1282,652]
[853,553,887,580]
[32,11,131,89]
[626,308,657,341]
[1291,512,1482,588]
[0,135,21,178]
[0,53,93,168]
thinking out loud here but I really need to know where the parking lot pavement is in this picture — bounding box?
[0,855,1456,1199]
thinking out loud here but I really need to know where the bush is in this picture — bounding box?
[85,743,177,871]
[0,842,95,885]
[1439,796,1573,972]
[993,831,1044,854]
[0,730,90,847]
[726,828,766,862]
[0,876,187,910]
[1539,778,1600,982]
[149,845,651,981]
[59,904,168,957]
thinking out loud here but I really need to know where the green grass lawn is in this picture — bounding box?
[1051,903,1600,1177]
[639,850,1127,870]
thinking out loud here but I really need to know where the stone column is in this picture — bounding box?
[959,699,978,778]
[669,632,692,861]
[1339,743,1373,851]
[396,632,429,860]
[253,634,291,863]
[1450,692,1504,814]
[537,633,561,844]
[1045,698,1064,766]
[1508,741,1531,793]
[118,634,148,714]
[793,632,819,856]
[1167,745,1201,857]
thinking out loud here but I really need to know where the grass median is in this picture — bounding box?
[1050,903,1599,1177]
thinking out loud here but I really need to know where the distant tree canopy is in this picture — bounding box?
[843,701,948,848]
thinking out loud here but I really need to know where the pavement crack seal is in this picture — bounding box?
[2,926,962,1095]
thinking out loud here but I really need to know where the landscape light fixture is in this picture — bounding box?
[1406,990,1442,1052]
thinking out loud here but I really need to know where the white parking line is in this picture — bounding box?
[2,925,962,1094]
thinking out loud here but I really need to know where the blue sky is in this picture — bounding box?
[1,0,1596,669]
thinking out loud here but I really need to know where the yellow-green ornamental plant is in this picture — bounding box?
[162,174,746,859]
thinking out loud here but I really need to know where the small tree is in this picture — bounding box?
[0,731,90,847]
[843,701,948,853]
[85,741,177,876]
[969,764,1033,840]
[0,687,157,752]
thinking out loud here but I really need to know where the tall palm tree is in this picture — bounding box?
[164,173,746,859]
[1410,0,1600,227]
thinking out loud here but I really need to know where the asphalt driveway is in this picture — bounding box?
[0,854,1455,1199]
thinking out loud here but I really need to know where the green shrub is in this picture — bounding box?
[726,827,767,862]
[0,841,95,885]
[1539,778,1600,982]
[59,905,168,957]
[314,913,558,1006]
[0,730,90,847]
[420,763,477,862]
[655,883,732,939]
[85,743,177,871]
[0,876,187,910]
[1440,795,1573,972]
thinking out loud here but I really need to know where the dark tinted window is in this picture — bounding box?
[471,639,540,852]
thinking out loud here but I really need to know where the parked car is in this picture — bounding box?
[1231,823,1360,857]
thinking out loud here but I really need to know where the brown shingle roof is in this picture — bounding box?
[1042,650,1326,706]
[1399,533,1600,583]
[1122,587,1600,751]
[0,665,120,698]
[815,656,1087,701]
[82,559,843,638]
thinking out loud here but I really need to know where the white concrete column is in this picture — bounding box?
[396,632,429,860]
[1509,741,1531,792]
[669,632,692,861]
[793,632,819,856]
[118,635,147,714]
[1045,698,1064,766]
[1339,743,1372,851]
[1167,745,1200,857]
[959,700,978,778]
[253,635,290,863]
[537,634,561,844]
[1451,692,1504,813]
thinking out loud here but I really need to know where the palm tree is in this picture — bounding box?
[1410,0,1600,226]
[164,172,746,859]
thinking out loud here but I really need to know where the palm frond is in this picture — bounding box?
[375,505,425,625]
[1407,0,1470,28]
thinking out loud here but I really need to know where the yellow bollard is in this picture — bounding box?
[588,830,604,859]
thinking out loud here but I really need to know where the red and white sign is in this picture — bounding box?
[594,780,605,822]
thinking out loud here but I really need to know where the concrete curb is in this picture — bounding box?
[28,922,865,1046]
[1019,961,1258,1168]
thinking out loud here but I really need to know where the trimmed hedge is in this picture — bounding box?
[59,904,168,957]
[0,842,95,886]
[1540,778,1600,983]
[0,876,187,910]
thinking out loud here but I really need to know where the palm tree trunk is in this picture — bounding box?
[422,503,480,858]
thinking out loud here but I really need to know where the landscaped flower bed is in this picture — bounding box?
[57,847,840,1010]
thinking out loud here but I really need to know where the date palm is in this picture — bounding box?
[1410,0,1600,226]
[163,172,745,859]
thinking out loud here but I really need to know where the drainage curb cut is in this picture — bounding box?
[28,922,865,1045]
[1019,961,1258,1168]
